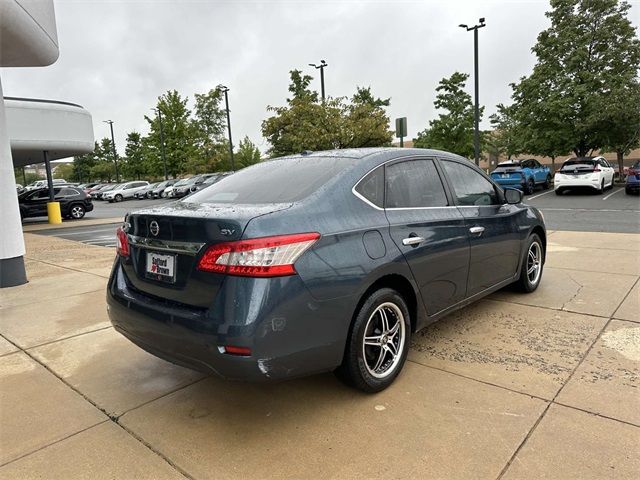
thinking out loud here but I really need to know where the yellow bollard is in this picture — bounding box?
[47,202,62,224]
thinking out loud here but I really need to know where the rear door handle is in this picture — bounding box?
[469,226,485,235]
[402,236,425,246]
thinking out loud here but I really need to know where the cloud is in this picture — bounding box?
[2,0,637,157]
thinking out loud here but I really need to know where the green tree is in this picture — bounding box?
[510,0,640,159]
[122,131,147,180]
[235,136,262,169]
[73,147,98,183]
[53,163,74,180]
[193,87,227,165]
[145,90,197,177]
[489,103,524,160]
[262,70,393,157]
[414,72,482,159]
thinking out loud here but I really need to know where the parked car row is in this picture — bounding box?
[490,156,638,195]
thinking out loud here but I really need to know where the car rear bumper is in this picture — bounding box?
[493,178,525,189]
[554,177,601,190]
[106,260,351,381]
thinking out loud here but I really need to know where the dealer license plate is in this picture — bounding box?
[146,251,176,283]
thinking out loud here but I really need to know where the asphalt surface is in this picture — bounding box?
[30,185,639,246]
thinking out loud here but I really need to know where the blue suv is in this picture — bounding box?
[490,159,552,194]
[626,160,640,195]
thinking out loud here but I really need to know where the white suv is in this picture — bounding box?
[103,181,149,202]
[554,156,615,195]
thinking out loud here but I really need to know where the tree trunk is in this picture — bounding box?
[551,156,556,173]
[617,151,624,181]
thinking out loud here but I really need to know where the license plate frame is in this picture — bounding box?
[145,251,176,283]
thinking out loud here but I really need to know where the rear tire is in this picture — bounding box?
[542,175,551,190]
[555,188,563,196]
[514,234,544,293]
[525,178,535,195]
[335,288,411,393]
[597,180,605,194]
[69,204,86,219]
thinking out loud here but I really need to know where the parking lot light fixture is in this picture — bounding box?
[218,85,235,172]
[308,60,328,101]
[103,120,120,182]
[459,18,486,167]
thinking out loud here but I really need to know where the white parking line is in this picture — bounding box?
[527,190,555,200]
[602,188,623,200]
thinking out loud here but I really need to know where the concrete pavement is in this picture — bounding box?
[0,231,638,479]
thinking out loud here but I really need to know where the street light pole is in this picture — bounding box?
[459,18,486,167]
[308,60,328,101]
[153,108,169,180]
[103,120,120,182]
[219,85,235,172]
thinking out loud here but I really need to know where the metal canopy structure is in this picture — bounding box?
[4,96,94,167]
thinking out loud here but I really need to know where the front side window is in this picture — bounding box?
[442,161,499,206]
[354,167,384,208]
[385,159,448,208]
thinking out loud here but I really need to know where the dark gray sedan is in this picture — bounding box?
[107,148,546,392]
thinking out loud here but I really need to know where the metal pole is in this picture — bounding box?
[157,110,168,180]
[320,65,325,102]
[22,167,26,185]
[400,136,404,148]
[43,150,54,201]
[106,120,120,182]
[473,28,480,166]
[223,89,235,171]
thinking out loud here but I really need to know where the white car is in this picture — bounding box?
[554,156,615,195]
[25,179,69,191]
[102,181,149,202]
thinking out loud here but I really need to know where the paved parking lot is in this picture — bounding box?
[25,186,640,250]
[1,229,638,478]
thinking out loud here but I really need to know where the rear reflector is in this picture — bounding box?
[116,226,130,257]
[197,232,320,277]
[222,345,252,356]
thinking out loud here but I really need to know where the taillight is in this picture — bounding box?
[593,167,601,172]
[629,169,638,176]
[197,232,320,277]
[116,226,130,257]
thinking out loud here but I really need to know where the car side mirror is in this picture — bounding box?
[504,188,523,204]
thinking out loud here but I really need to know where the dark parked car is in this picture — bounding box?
[108,148,546,392]
[187,172,232,194]
[135,182,160,199]
[490,159,551,194]
[19,186,94,220]
[151,179,177,198]
[173,174,219,198]
[625,160,640,195]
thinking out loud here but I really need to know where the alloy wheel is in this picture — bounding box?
[70,206,84,219]
[526,241,542,285]
[362,302,406,379]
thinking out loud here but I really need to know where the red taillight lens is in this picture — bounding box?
[629,169,638,176]
[197,232,320,277]
[593,167,601,172]
[116,226,130,257]
[223,345,252,356]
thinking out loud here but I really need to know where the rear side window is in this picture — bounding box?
[188,156,353,204]
[354,167,384,208]
[442,160,499,206]
[385,159,448,208]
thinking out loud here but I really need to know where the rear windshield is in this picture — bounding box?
[186,156,353,204]
[562,159,595,168]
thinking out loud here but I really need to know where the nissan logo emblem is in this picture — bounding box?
[149,221,160,236]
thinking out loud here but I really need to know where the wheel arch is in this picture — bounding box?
[529,225,547,262]
[350,273,421,334]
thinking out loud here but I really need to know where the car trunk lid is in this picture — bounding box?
[120,201,292,308]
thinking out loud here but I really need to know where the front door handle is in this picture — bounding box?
[469,226,485,235]
[402,236,425,246]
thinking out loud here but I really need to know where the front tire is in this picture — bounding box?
[514,234,544,293]
[336,288,411,393]
[114,194,123,202]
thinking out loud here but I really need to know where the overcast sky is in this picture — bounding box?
[2,0,639,157]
